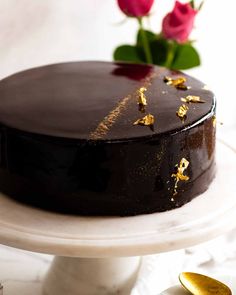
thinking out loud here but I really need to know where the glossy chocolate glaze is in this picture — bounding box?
[0,62,216,216]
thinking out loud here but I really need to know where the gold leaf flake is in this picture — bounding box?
[133,114,154,126]
[202,85,210,91]
[137,87,147,105]
[163,76,174,85]
[137,87,147,113]
[176,104,189,120]
[171,158,190,196]
[212,115,223,128]
[181,95,205,103]
[212,115,217,128]
[172,77,186,87]
[163,76,190,90]
[133,114,155,130]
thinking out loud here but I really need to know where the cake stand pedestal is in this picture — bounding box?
[0,141,236,295]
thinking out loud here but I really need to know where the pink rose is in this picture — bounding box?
[162,1,197,43]
[117,0,154,17]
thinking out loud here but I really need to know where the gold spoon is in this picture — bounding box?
[179,272,232,295]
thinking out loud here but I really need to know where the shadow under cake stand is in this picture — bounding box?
[0,140,235,295]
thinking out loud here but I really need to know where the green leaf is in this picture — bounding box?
[136,29,156,47]
[113,45,143,63]
[149,38,170,66]
[136,32,170,66]
[171,44,201,70]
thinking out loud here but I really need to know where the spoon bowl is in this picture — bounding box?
[179,272,232,295]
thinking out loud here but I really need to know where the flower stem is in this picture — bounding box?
[165,42,176,69]
[138,18,153,64]
[190,0,195,8]
[198,1,204,10]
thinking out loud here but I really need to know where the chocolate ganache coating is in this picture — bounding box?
[0,61,216,216]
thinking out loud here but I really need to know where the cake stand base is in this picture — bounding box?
[0,141,236,295]
[44,256,141,295]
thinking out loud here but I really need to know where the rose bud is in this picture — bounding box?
[162,1,198,43]
[117,0,154,17]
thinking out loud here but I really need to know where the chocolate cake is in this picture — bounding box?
[0,61,216,216]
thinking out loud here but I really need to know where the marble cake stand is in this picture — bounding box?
[0,140,236,295]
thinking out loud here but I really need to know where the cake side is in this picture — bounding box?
[0,114,216,216]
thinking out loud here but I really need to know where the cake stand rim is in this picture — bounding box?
[0,139,235,257]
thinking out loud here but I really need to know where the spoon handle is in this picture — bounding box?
[159,285,190,294]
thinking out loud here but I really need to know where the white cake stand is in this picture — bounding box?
[0,140,235,295]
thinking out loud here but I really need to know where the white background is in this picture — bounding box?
[0,0,235,129]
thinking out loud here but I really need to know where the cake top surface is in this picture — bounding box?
[0,61,215,141]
